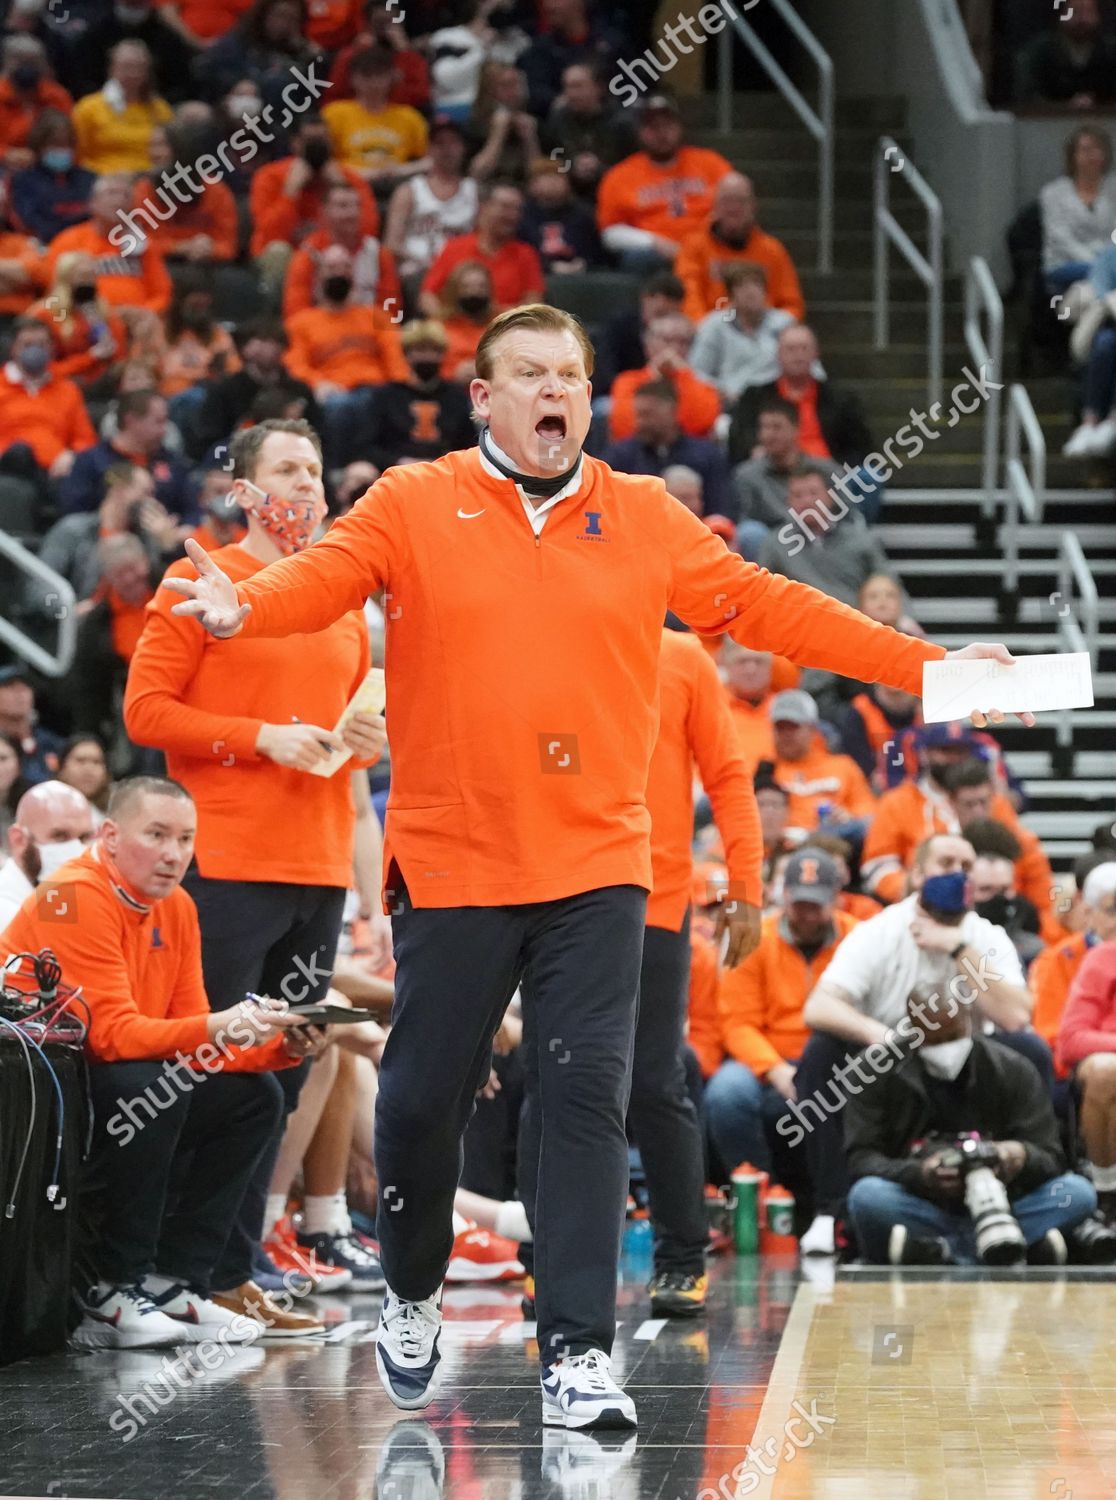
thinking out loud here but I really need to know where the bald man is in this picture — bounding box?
[0,779,95,927]
[675,172,805,324]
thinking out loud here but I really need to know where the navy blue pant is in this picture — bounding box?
[375,881,647,1365]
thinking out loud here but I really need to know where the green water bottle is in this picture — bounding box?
[731,1165,763,1254]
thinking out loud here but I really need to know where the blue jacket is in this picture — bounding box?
[59,439,197,523]
[601,434,733,519]
[10,164,96,246]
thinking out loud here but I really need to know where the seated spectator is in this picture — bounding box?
[676,172,805,325]
[518,155,605,275]
[593,269,684,392]
[0,213,44,320]
[467,63,540,187]
[718,640,776,774]
[130,122,238,265]
[661,462,703,515]
[38,459,160,603]
[518,0,625,117]
[1063,238,1116,457]
[249,113,379,297]
[754,761,792,862]
[845,981,1096,1266]
[799,832,1041,1255]
[757,466,896,608]
[1017,0,1116,110]
[768,688,876,843]
[157,271,240,437]
[189,475,248,552]
[690,264,798,409]
[330,0,431,112]
[705,847,857,1200]
[193,0,322,108]
[56,733,111,818]
[0,732,30,837]
[72,40,172,174]
[284,244,410,458]
[157,0,254,47]
[420,181,544,315]
[68,0,197,105]
[944,772,1057,940]
[799,573,923,723]
[195,318,320,457]
[46,174,172,325]
[542,61,636,202]
[728,323,873,475]
[10,109,95,246]
[60,387,194,519]
[427,0,503,120]
[0,318,96,489]
[361,318,475,470]
[731,397,829,559]
[833,681,923,794]
[597,93,732,273]
[436,259,494,382]
[1041,125,1116,295]
[0,778,96,926]
[608,313,719,442]
[0,663,64,784]
[383,115,477,295]
[65,533,156,752]
[0,775,322,1344]
[283,179,401,320]
[323,44,429,191]
[29,252,128,392]
[0,34,73,170]
[1034,853,1116,1075]
[601,377,730,513]
[805,831,884,922]
[968,845,1045,969]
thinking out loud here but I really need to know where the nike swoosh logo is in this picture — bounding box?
[457,508,485,519]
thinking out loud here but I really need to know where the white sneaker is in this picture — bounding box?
[1089,416,1116,454]
[541,1349,638,1430]
[375,1287,444,1410]
[800,1214,836,1256]
[142,1279,259,1343]
[375,1420,445,1500]
[1063,422,1100,458]
[72,1282,185,1350]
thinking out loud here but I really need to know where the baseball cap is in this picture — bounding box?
[0,663,30,688]
[206,490,242,524]
[770,689,819,727]
[916,721,973,750]
[783,846,840,905]
[639,93,680,120]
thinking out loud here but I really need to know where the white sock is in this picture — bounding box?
[1089,1163,1116,1191]
[452,1209,473,1236]
[494,1200,532,1243]
[264,1194,287,1238]
[304,1191,350,1237]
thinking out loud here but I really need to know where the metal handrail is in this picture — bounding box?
[963,256,1004,517]
[717,0,834,272]
[1055,533,1098,750]
[1002,383,1046,595]
[874,136,944,403]
[0,530,76,677]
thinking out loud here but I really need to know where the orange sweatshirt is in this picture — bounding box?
[0,230,45,315]
[284,304,409,390]
[775,741,876,834]
[723,694,775,777]
[225,448,944,910]
[0,366,97,467]
[131,175,238,262]
[123,544,370,887]
[0,846,293,1069]
[687,929,723,1078]
[282,228,401,319]
[249,159,379,255]
[608,364,721,441]
[1034,930,1093,1077]
[675,223,805,323]
[29,302,128,384]
[45,221,172,313]
[597,148,734,246]
[646,628,760,931]
[719,908,860,1076]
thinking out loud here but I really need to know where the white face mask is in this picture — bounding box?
[228,94,261,119]
[37,838,86,877]
[920,1037,973,1081]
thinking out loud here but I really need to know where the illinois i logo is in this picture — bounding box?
[577,511,609,543]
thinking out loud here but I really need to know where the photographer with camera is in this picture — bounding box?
[845,981,1100,1265]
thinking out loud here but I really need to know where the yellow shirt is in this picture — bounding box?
[322,100,428,171]
[73,90,173,174]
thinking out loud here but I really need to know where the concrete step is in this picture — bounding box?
[1023,810,1112,839]
[1011,750,1116,776]
[800,269,965,300]
[1027,780,1116,801]
[751,197,929,233]
[685,93,909,130]
[688,125,915,162]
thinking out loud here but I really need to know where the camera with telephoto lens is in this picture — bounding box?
[924,1132,1027,1266]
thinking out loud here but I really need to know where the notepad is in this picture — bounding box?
[922,652,1094,723]
[306,668,386,777]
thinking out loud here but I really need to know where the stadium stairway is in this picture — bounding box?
[689,91,1116,871]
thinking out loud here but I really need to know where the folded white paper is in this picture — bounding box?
[307,667,386,778]
[922,652,1094,723]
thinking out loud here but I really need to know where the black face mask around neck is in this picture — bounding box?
[479,427,582,499]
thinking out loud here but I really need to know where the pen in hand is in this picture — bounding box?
[291,714,337,754]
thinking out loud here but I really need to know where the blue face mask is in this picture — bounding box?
[919,870,970,916]
[42,148,73,173]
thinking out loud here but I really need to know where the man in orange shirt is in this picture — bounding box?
[284,245,410,462]
[607,312,721,442]
[46,174,172,322]
[0,223,44,317]
[706,847,857,1194]
[769,689,876,842]
[164,301,1019,1430]
[675,172,805,324]
[283,179,401,320]
[125,418,388,1295]
[0,775,321,1348]
[0,35,72,168]
[0,320,96,500]
[596,93,732,273]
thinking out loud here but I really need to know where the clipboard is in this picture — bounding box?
[306,668,386,777]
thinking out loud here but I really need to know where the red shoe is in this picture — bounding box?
[445,1224,524,1283]
[264,1216,353,1292]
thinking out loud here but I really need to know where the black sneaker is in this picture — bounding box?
[296,1229,386,1291]
[1067,1214,1116,1265]
[1026,1229,1067,1266]
[648,1271,708,1318]
[887,1225,954,1266]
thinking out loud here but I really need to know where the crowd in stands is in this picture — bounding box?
[0,0,1115,1352]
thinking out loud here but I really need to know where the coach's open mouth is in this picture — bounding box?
[536,416,567,439]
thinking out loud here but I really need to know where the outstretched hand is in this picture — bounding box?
[163,537,252,638]
[943,642,1036,729]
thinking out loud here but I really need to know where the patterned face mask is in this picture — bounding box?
[242,478,326,555]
